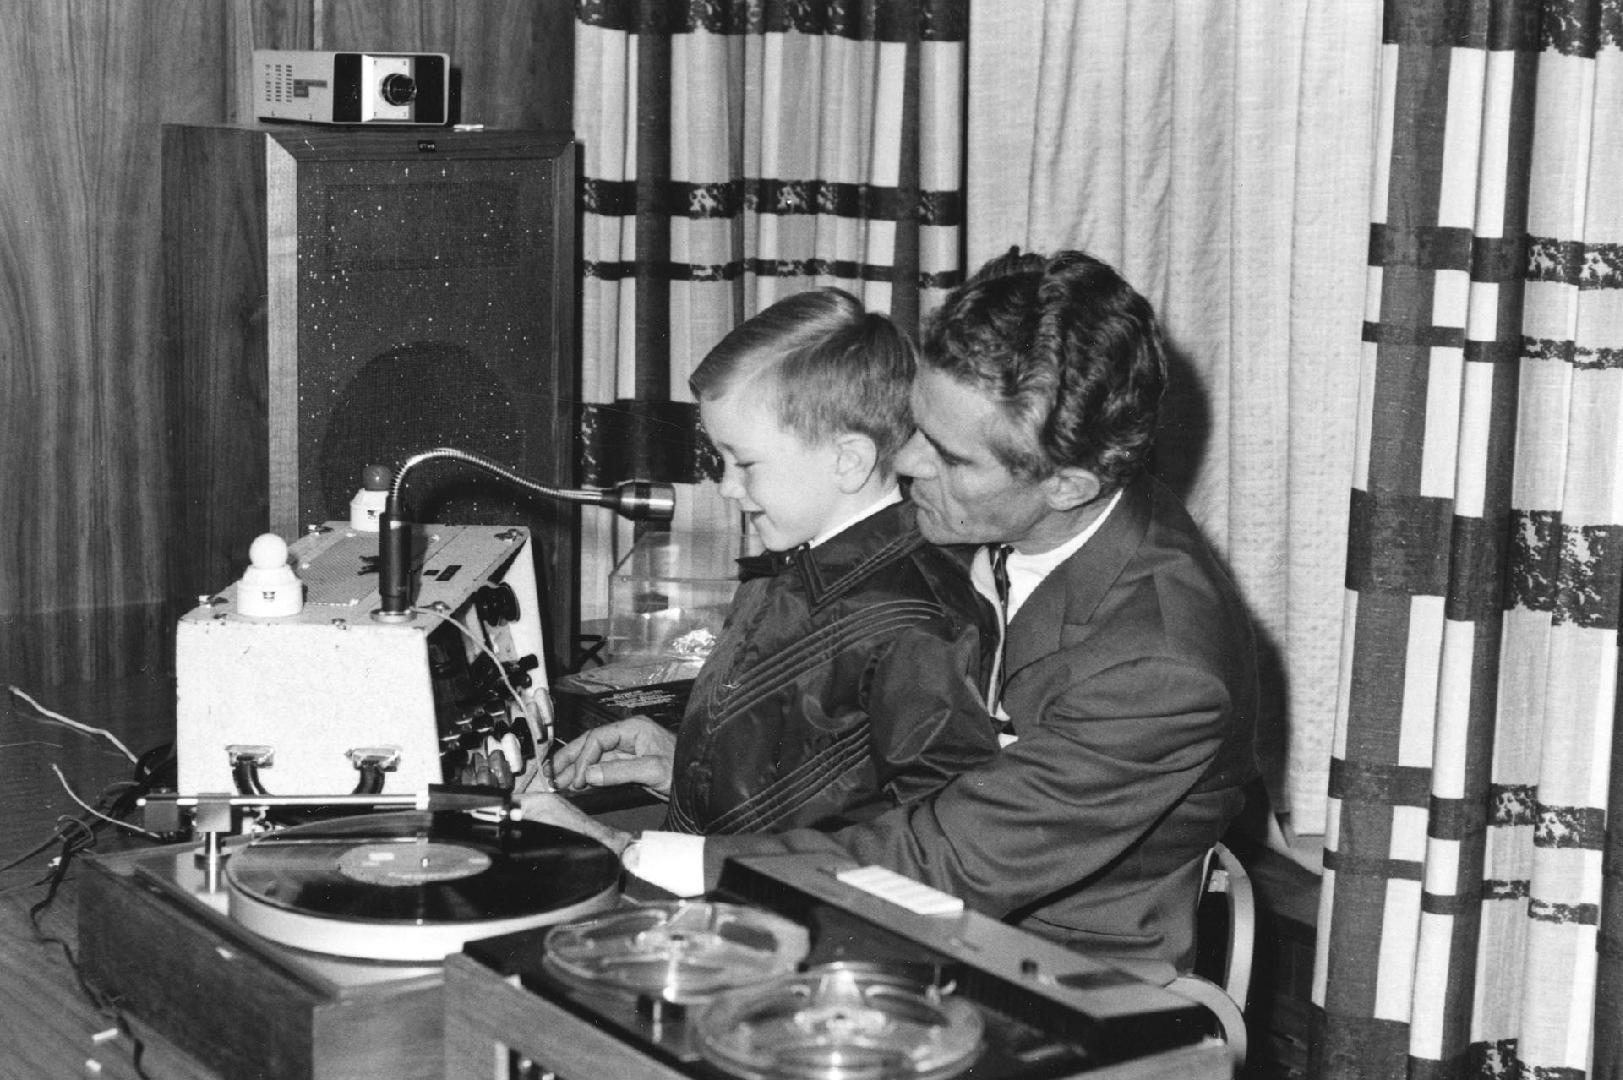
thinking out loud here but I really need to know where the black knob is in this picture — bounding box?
[475,583,520,625]
[380,73,417,106]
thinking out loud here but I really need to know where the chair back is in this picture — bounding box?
[1168,840,1255,1071]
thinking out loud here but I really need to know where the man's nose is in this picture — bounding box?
[894,432,933,478]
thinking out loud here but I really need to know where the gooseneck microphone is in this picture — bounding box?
[375,447,676,622]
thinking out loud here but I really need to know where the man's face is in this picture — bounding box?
[700,391,843,552]
[895,368,1055,550]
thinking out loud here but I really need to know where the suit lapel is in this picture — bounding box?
[1004,478,1154,677]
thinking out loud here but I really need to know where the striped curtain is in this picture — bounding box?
[1314,4,1623,1076]
[572,1,967,626]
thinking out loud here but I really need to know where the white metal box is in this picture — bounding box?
[176,523,550,798]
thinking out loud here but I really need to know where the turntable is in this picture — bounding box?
[77,809,621,1080]
[444,854,1234,1080]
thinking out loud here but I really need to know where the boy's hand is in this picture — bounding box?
[515,791,634,855]
[547,716,677,798]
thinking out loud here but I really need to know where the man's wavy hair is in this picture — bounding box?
[921,249,1167,490]
[690,287,916,473]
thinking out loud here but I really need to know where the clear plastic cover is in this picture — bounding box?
[541,901,812,1004]
[695,962,984,1080]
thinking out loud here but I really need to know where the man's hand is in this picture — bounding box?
[515,791,634,855]
[547,716,678,797]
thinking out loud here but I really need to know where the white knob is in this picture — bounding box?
[237,533,304,617]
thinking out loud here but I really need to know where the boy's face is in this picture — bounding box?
[700,392,843,552]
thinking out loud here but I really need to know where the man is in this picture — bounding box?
[531,249,1259,979]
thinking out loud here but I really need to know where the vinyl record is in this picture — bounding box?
[225,810,619,961]
[541,901,811,1004]
[695,962,984,1080]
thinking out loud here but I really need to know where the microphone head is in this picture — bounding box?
[611,480,676,522]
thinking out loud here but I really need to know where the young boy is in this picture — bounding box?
[551,287,998,835]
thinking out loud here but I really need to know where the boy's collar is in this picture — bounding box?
[734,490,910,588]
[807,485,903,549]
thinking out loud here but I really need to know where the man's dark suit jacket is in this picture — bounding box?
[704,475,1260,979]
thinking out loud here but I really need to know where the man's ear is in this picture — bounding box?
[1042,466,1103,512]
[832,432,880,493]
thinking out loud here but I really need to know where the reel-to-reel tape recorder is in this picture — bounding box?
[446,853,1234,1080]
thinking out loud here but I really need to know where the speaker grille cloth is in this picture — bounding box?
[319,183,522,270]
[320,342,534,524]
[293,158,561,533]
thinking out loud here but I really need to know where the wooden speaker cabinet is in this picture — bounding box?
[163,123,579,668]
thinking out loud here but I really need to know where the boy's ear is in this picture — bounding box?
[1042,466,1102,512]
[831,432,881,493]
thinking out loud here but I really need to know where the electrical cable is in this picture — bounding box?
[233,757,269,797]
[6,685,139,762]
[412,603,555,769]
[3,691,184,1076]
[9,772,165,1079]
[51,765,163,840]
[27,831,156,1080]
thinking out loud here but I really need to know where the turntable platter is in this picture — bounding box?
[225,810,619,961]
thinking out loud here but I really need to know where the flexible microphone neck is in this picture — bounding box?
[374,447,675,622]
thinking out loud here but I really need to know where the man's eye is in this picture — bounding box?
[921,436,966,468]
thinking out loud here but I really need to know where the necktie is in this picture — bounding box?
[987,544,1012,718]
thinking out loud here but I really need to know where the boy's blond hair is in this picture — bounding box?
[689,287,915,472]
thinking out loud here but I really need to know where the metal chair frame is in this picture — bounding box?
[1168,840,1256,1071]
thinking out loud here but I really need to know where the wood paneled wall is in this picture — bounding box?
[0,1,574,687]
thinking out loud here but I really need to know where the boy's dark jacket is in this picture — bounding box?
[663,499,998,835]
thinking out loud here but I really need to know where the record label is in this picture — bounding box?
[337,840,491,886]
[225,810,620,961]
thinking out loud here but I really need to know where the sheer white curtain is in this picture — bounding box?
[967,0,1381,832]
